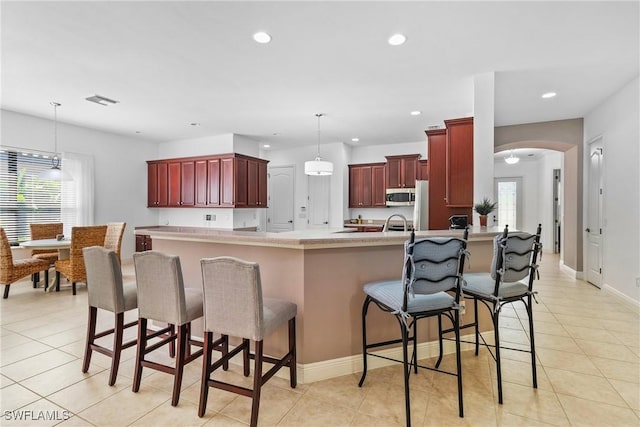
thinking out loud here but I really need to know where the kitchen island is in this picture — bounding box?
[134,226,501,382]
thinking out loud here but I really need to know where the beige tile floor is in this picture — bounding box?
[1,254,639,426]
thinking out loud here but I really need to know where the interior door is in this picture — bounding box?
[267,166,294,232]
[308,175,330,228]
[586,139,604,287]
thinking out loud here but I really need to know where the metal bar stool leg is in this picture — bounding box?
[358,296,372,387]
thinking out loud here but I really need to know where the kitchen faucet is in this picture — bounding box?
[382,214,408,232]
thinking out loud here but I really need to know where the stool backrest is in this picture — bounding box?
[83,246,126,313]
[405,236,467,295]
[490,224,542,292]
[200,257,264,341]
[133,251,186,324]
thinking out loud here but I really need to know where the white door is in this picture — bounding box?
[586,139,604,287]
[308,175,330,228]
[494,177,523,230]
[267,166,294,232]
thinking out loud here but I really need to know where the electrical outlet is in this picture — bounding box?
[636,277,640,288]
[460,299,466,315]
[205,214,211,221]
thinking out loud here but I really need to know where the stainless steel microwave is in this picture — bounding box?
[385,188,415,206]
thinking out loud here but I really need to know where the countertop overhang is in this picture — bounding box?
[135,225,504,250]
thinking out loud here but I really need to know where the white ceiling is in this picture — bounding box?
[2,1,638,150]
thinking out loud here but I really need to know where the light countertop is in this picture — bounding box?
[134,225,504,250]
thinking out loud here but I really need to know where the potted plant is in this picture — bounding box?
[474,197,497,227]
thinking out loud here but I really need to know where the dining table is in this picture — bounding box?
[20,238,72,291]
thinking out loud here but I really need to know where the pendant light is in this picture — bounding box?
[504,150,520,165]
[40,102,72,181]
[304,113,333,176]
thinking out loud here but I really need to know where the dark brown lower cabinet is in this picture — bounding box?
[135,235,152,252]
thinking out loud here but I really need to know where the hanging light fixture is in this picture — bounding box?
[304,113,333,176]
[504,150,520,165]
[39,102,72,181]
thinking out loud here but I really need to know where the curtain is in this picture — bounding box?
[61,152,94,235]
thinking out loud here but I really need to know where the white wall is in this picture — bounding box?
[584,76,640,303]
[350,141,425,164]
[1,109,159,260]
[474,72,496,227]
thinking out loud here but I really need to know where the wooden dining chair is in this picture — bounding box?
[104,222,126,265]
[0,228,49,299]
[29,222,63,288]
[55,225,107,295]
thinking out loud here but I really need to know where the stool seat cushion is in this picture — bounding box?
[363,280,455,313]
[262,297,297,341]
[463,273,528,300]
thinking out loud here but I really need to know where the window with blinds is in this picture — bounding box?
[0,149,64,244]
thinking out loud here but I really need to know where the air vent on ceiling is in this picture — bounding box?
[85,94,119,106]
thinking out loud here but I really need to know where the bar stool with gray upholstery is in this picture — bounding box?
[457,224,542,404]
[199,256,297,427]
[132,251,204,406]
[82,246,138,386]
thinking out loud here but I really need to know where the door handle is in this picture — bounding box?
[288,220,293,223]
[585,228,590,232]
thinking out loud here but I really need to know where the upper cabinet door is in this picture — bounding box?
[445,117,474,207]
[194,160,208,207]
[372,164,387,207]
[180,161,196,206]
[258,161,268,207]
[220,157,235,206]
[207,158,221,206]
[167,161,182,206]
[385,154,420,188]
[348,163,386,208]
[417,160,429,181]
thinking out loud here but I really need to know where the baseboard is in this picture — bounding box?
[602,284,640,310]
[296,332,480,383]
[183,331,485,384]
[559,262,577,278]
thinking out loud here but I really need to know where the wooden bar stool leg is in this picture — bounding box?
[222,334,229,371]
[250,340,264,427]
[82,306,98,373]
[172,324,188,406]
[242,338,251,377]
[168,324,176,358]
[198,331,213,417]
[289,318,297,387]
[133,318,147,393]
[109,313,125,386]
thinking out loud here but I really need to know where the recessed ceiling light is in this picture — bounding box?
[410,111,421,116]
[135,131,142,134]
[190,122,201,127]
[263,144,271,148]
[253,32,271,44]
[351,138,359,142]
[541,92,557,99]
[388,33,407,46]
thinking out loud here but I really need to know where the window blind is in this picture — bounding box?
[0,148,69,244]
